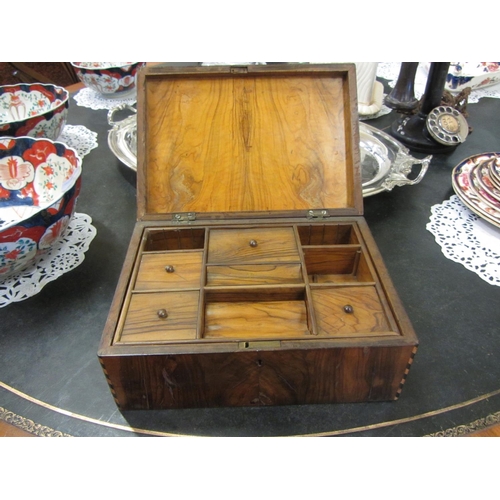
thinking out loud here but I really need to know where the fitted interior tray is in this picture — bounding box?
[112,220,401,346]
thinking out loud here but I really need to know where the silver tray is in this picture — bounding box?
[108,105,431,197]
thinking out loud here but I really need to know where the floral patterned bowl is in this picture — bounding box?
[71,62,146,98]
[446,62,500,92]
[0,83,69,140]
[0,136,82,278]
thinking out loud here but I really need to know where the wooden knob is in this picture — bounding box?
[157,309,168,319]
[165,265,175,273]
[249,240,258,247]
[343,305,354,314]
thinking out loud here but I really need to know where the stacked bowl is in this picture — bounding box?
[71,62,145,98]
[0,83,69,140]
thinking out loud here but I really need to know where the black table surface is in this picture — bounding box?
[1,72,500,437]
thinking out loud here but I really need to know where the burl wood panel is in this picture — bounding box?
[102,344,415,409]
[143,73,352,215]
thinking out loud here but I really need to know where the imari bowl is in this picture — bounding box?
[0,136,82,278]
[0,83,69,140]
[71,62,146,98]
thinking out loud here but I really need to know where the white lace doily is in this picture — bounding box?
[377,63,500,104]
[0,213,97,307]
[57,124,98,157]
[426,195,500,286]
[73,87,137,110]
[359,104,392,121]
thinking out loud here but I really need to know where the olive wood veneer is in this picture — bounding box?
[98,64,418,410]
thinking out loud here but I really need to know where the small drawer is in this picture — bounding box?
[311,286,398,337]
[206,263,303,286]
[118,290,199,343]
[207,227,299,264]
[135,251,203,290]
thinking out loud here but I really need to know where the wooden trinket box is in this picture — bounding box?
[98,64,418,410]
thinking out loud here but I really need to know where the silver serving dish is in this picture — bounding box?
[108,105,431,197]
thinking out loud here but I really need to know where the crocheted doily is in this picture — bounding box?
[73,87,137,110]
[58,124,98,157]
[426,195,500,286]
[0,213,97,307]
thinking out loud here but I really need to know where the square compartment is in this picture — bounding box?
[303,247,373,283]
[297,224,359,246]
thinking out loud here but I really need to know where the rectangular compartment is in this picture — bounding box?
[297,223,359,246]
[204,286,310,339]
[303,246,374,283]
[143,228,205,252]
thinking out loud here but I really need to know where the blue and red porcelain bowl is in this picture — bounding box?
[71,62,146,98]
[0,136,82,278]
[0,83,69,140]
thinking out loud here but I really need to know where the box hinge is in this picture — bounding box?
[172,212,196,223]
[307,209,330,220]
[230,66,248,74]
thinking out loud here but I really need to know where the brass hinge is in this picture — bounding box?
[307,209,330,220]
[172,212,196,223]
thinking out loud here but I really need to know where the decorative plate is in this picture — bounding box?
[452,153,500,228]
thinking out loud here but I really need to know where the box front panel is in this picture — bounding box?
[102,344,416,410]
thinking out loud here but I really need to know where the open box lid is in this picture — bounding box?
[136,63,363,221]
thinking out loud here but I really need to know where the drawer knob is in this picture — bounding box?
[157,309,168,319]
[343,305,354,314]
[165,265,175,273]
[249,239,258,247]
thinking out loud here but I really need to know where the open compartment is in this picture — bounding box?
[303,246,374,283]
[143,227,206,252]
[297,223,359,246]
[203,286,311,339]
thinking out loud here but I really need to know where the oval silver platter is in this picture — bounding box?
[107,105,431,197]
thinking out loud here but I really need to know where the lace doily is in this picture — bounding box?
[0,213,97,307]
[57,124,98,157]
[73,87,137,110]
[377,63,500,104]
[426,195,500,286]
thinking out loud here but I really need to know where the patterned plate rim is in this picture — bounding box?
[471,161,500,211]
[452,154,500,228]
